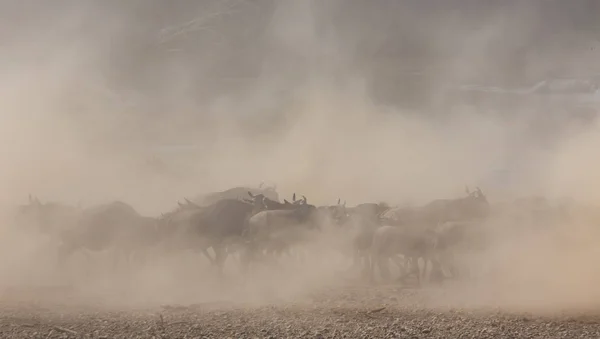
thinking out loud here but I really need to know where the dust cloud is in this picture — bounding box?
[0,0,599,313]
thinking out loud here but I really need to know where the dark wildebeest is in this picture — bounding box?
[242,194,320,271]
[420,187,490,224]
[195,182,280,206]
[160,192,286,274]
[55,201,160,271]
[370,187,490,284]
[316,199,349,228]
[247,191,297,210]
[430,220,488,280]
[161,191,292,273]
[155,198,214,262]
[14,195,81,235]
[422,187,490,280]
[338,202,391,279]
[370,224,438,285]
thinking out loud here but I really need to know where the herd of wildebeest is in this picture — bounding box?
[11,182,582,285]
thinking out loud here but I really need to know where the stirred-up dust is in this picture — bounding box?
[0,0,599,316]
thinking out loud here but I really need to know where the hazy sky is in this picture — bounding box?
[0,0,598,210]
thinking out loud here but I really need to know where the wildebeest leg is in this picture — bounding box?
[339,248,360,278]
[239,240,266,275]
[403,257,421,286]
[238,243,255,276]
[111,248,127,274]
[365,251,377,284]
[444,250,459,279]
[369,238,389,282]
[199,246,215,266]
[212,244,228,276]
[226,245,241,266]
[348,249,360,273]
[57,242,77,271]
[268,244,283,261]
[390,255,407,282]
[124,250,134,272]
[422,257,430,283]
[264,245,284,271]
[394,255,411,283]
[284,246,295,263]
[378,256,392,281]
[277,246,291,266]
[360,251,372,281]
[284,246,292,262]
[413,257,421,287]
[287,246,304,266]
[429,257,445,284]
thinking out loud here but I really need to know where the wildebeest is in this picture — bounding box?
[316,199,349,228]
[14,198,159,274]
[13,185,499,285]
[369,187,490,283]
[155,198,213,262]
[334,202,391,279]
[242,194,320,270]
[14,195,81,235]
[349,202,391,223]
[163,198,257,271]
[158,191,293,273]
[56,201,160,270]
[419,187,490,224]
[370,225,438,284]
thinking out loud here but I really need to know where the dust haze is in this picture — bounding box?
[0,0,600,314]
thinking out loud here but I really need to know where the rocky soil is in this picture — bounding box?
[1,284,600,339]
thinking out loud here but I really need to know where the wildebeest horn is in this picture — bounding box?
[177,201,185,208]
[248,191,256,198]
[258,195,267,209]
[292,193,296,201]
[184,198,194,205]
[284,199,291,204]
[337,198,341,205]
[302,195,307,203]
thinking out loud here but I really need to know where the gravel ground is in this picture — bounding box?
[1,285,600,339]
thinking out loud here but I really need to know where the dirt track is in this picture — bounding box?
[2,285,600,339]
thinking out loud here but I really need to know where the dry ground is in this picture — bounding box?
[1,283,600,339]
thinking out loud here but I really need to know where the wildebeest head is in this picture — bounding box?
[15,195,80,234]
[15,195,43,228]
[256,192,319,227]
[459,186,490,219]
[349,202,391,225]
[287,195,320,229]
[247,191,292,212]
[329,198,349,223]
[468,187,489,214]
[18,194,42,213]
[158,198,203,233]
